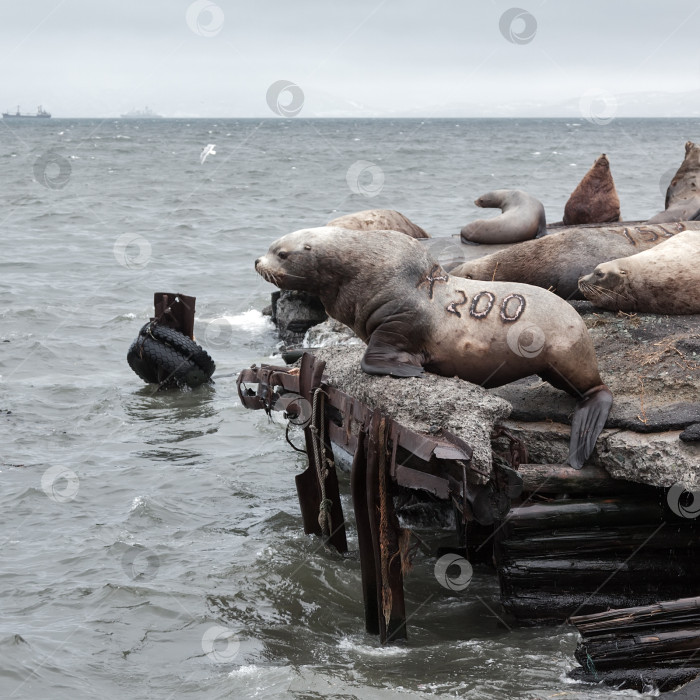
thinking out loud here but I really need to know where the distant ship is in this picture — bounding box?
[120,107,163,119]
[2,105,51,119]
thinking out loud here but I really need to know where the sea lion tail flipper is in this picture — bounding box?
[567,384,613,469]
[361,332,424,378]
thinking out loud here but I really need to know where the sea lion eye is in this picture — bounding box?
[619,269,627,275]
[304,244,312,250]
[595,270,604,278]
[278,251,288,260]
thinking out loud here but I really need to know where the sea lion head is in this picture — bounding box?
[473,189,524,209]
[474,192,500,208]
[449,258,482,279]
[578,261,633,310]
[255,227,353,293]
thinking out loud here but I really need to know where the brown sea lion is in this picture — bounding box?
[460,189,546,243]
[327,209,429,239]
[578,230,700,314]
[255,226,613,469]
[451,221,700,299]
[649,141,700,223]
[563,154,620,225]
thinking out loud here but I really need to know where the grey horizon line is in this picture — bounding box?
[13,114,700,119]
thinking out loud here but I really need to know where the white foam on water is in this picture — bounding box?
[228,664,261,677]
[207,310,273,334]
[130,496,145,511]
[338,636,409,657]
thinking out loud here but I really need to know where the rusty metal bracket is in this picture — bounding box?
[236,365,295,412]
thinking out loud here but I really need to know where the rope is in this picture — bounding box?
[309,387,333,537]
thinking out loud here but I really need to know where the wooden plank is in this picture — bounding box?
[518,463,651,494]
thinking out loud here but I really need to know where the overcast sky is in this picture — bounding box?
[1,0,699,117]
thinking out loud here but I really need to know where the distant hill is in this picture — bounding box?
[307,89,700,119]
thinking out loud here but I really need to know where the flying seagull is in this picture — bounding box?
[200,144,216,164]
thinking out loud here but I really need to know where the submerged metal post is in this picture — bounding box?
[351,410,408,642]
[153,292,196,339]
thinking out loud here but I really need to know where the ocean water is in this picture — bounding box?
[2,117,697,699]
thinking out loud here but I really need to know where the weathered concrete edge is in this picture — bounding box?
[498,419,700,491]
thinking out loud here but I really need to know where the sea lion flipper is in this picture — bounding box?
[567,385,613,469]
[361,332,424,378]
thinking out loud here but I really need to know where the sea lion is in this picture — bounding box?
[649,141,700,223]
[563,154,620,225]
[327,209,429,239]
[451,221,700,299]
[460,190,546,244]
[255,226,613,469]
[578,230,700,314]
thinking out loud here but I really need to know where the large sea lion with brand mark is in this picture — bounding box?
[255,226,613,469]
[563,154,620,225]
[450,221,700,299]
[460,189,546,244]
[579,230,700,314]
[649,141,700,223]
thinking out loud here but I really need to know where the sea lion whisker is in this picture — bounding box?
[591,285,619,302]
[595,283,630,303]
[613,288,633,301]
[580,281,608,301]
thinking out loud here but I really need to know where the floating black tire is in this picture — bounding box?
[127,322,215,388]
[142,323,216,376]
